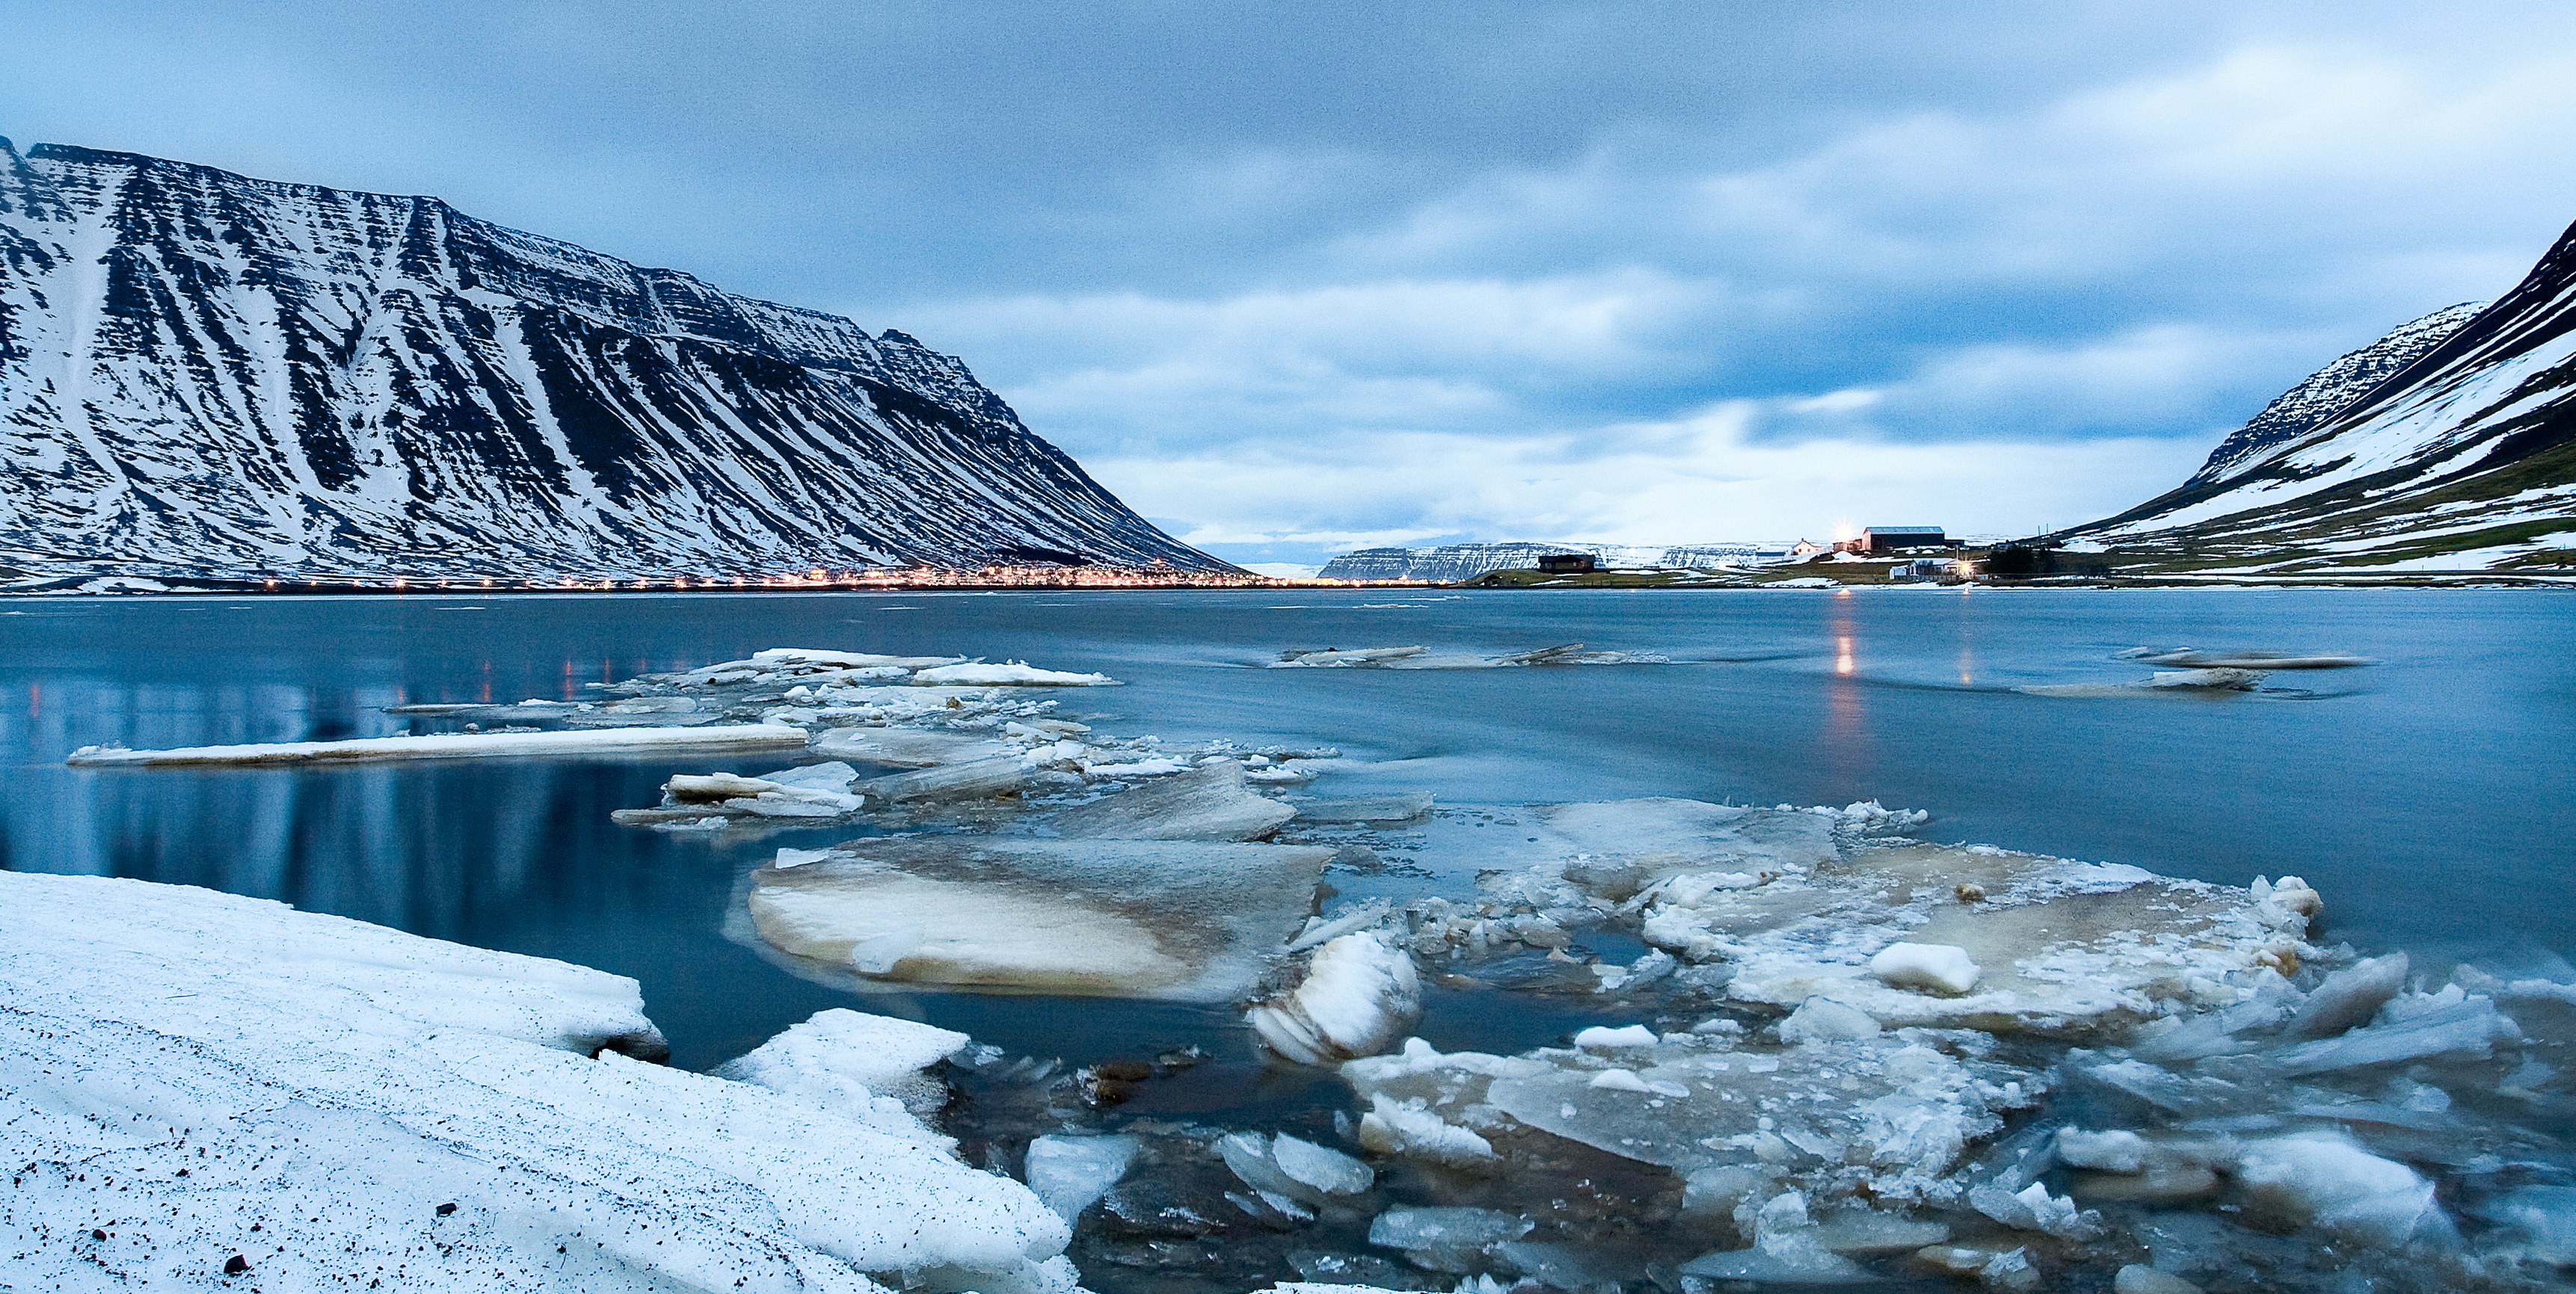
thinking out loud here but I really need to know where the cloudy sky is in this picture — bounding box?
[6,2,2574,569]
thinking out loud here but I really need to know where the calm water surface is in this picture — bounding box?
[3,588,2570,1076]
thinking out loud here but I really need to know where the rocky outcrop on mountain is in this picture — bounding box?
[1318,541,1792,582]
[2070,218,2576,576]
[2184,303,2483,487]
[0,139,1223,587]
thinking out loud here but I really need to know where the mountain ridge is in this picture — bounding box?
[2065,215,2576,577]
[0,138,1223,585]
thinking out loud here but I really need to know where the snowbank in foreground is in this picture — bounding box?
[0,872,1071,1293]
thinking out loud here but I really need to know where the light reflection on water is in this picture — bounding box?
[4,588,2574,1072]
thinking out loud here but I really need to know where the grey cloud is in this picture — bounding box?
[4,2,2573,565]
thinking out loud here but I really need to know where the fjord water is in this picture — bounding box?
[2,588,2570,1076]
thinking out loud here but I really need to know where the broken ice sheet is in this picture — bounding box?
[1043,761,1296,842]
[1617,834,2320,1035]
[743,837,1333,1001]
[1288,792,1435,825]
[1344,1028,2044,1209]
[809,727,1016,768]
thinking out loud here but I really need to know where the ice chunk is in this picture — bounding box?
[1024,1134,1140,1223]
[1807,1207,1949,1255]
[1290,794,1435,824]
[1271,646,1429,668]
[809,727,1015,767]
[860,754,1036,804]
[746,837,1333,1001]
[67,723,812,766]
[1366,1207,1531,1268]
[1220,1130,1318,1204]
[749,647,964,671]
[1870,943,1982,995]
[2285,952,2409,1038]
[1249,933,1423,1064]
[1048,762,1296,841]
[1288,902,1397,952]
[1968,1180,2102,1240]
[667,771,784,802]
[2267,995,2520,1075]
[1270,1133,1374,1197]
[2122,647,2371,671]
[2145,668,2267,690]
[0,871,1068,1293]
[1573,1023,1660,1050]
[1681,1192,1872,1284]
[1537,799,1840,896]
[2234,1133,2440,1245]
[2053,1128,2149,1174]
[1079,756,1194,777]
[1678,1242,1869,1284]
[2114,1266,2206,1294]
[1779,998,1882,1044]
[713,1008,968,1124]
[759,761,862,792]
[911,662,1116,686]
[1356,1097,1499,1167]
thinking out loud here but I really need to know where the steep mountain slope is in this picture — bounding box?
[2183,302,2483,487]
[2071,218,2576,576]
[0,139,1223,586]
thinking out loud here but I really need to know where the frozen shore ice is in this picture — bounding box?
[713,1008,971,1136]
[0,871,1072,1293]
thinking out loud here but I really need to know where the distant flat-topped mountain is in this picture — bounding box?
[1319,540,1793,582]
[0,139,1223,588]
[2068,219,2576,577]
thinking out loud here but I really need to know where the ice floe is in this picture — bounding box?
[1269,643,1664,669]
[0,870,1070,1294]
[910,662,1118,687]
[744,837,1334,1000]
[2118,647,2375,670]
[1045,761,1296,841]
[809,727,1017,767]
[67,722,811,766]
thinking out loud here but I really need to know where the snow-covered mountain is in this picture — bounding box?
[1318,540,1794,582]
[2183,303,2483,487]
[2070,219,2576,576]
[0,139,1223,587]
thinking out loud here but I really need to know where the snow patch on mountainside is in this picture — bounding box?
[0,138,1223,585]
[2069,217,2576,576]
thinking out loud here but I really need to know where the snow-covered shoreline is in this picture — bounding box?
[0,871,1074,1293]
